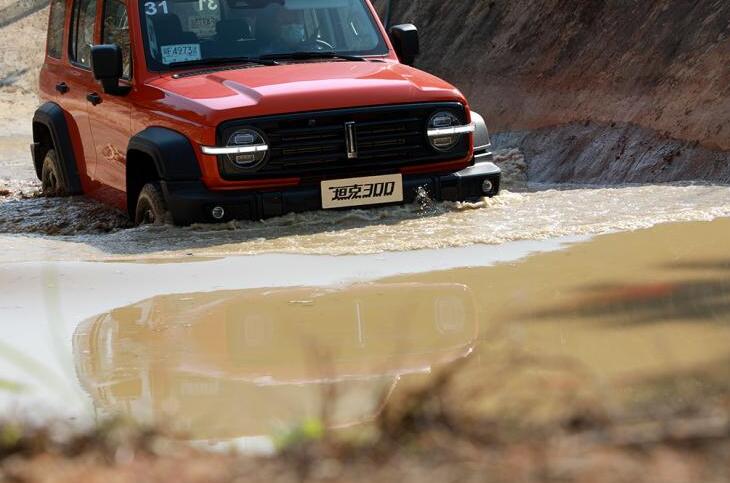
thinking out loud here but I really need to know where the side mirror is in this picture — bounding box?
[91,44,130,96]
[389,24,419,66]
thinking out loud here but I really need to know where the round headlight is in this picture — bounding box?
[427,111,462,151]
[226,128,268,168]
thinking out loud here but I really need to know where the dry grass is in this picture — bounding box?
[1,354,729,483]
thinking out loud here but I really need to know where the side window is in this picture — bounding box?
[47,0,67,59]
[103,0,131,79]
[71,0,98,68]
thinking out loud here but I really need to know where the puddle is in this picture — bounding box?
[0,218,729,448]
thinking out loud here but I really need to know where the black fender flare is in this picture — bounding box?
[126,127,202,218]
[32,102,83,195]
[127,127,202,182]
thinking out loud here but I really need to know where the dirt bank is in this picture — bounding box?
[0,0,47,29]
[0,2,45,93]
[494,122,730,184]
[378,0,730,183]
[0,2,45,139]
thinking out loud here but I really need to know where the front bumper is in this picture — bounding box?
[162,159,501,225]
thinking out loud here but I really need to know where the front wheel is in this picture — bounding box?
[134,183,169,226]
[41,149,67,197]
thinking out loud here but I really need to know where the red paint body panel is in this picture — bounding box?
[40,0,474,207]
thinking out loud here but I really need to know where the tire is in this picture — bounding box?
[134,183,169,226]
[41,149,67,197]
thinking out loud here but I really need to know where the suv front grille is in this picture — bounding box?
[217,103,470,181]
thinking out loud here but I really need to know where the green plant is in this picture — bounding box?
[273,419,326,452]
[0,379,22,393]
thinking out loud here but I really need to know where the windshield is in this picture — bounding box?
[138,0,389,70]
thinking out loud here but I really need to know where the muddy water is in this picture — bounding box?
[1,218,729,447]
[4,132,730,261]
[2,183,730,262]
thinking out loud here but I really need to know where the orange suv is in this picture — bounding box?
[32,0,500,225]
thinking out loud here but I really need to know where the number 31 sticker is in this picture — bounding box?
[144,1,168,15]
[145,0,217,14]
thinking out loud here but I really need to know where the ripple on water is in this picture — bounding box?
[1,183,730,261]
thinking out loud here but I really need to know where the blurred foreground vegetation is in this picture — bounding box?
[1,353,728,483]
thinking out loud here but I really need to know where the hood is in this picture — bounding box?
[145,61,467,126]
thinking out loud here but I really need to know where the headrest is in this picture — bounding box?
[152,14,184,34]
[216,19,252,41]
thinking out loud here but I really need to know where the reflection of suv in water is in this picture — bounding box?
[33,0,500,225]
[73,283,478,439]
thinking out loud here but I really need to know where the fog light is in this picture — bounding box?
[481,179,494,194]
[211,206,225,220]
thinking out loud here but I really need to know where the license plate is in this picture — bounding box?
[321,174,404,209]
[160,44,201,65]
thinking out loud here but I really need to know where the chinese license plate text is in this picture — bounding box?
[321,174,404,209]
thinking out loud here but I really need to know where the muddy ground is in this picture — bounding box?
[2,220,730,482]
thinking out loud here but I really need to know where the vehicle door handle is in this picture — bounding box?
[55,82,69,94]
[86,92,102,106]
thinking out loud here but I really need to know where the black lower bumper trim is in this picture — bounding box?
[161,160,501,225]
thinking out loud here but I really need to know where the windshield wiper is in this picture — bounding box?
[167,56,278,69]
[259,52,366,62]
